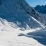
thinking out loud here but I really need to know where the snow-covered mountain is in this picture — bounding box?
[0,18,44,46]
[0,0,46,46]
[0,0,46,29]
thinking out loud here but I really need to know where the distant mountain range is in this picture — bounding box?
[34,5,46,14]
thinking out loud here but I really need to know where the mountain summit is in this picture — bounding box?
[0,0,46,29]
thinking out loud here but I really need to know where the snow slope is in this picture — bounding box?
[0,18,44,46]
[0,0,46,29]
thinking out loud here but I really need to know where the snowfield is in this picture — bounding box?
[0,30,44,46]
[0,18,45,46]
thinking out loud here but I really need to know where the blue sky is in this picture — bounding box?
[26,0,46,7]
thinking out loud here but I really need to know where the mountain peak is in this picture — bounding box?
[0,0,46,29]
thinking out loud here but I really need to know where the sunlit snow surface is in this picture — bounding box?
[0,18,45,46]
